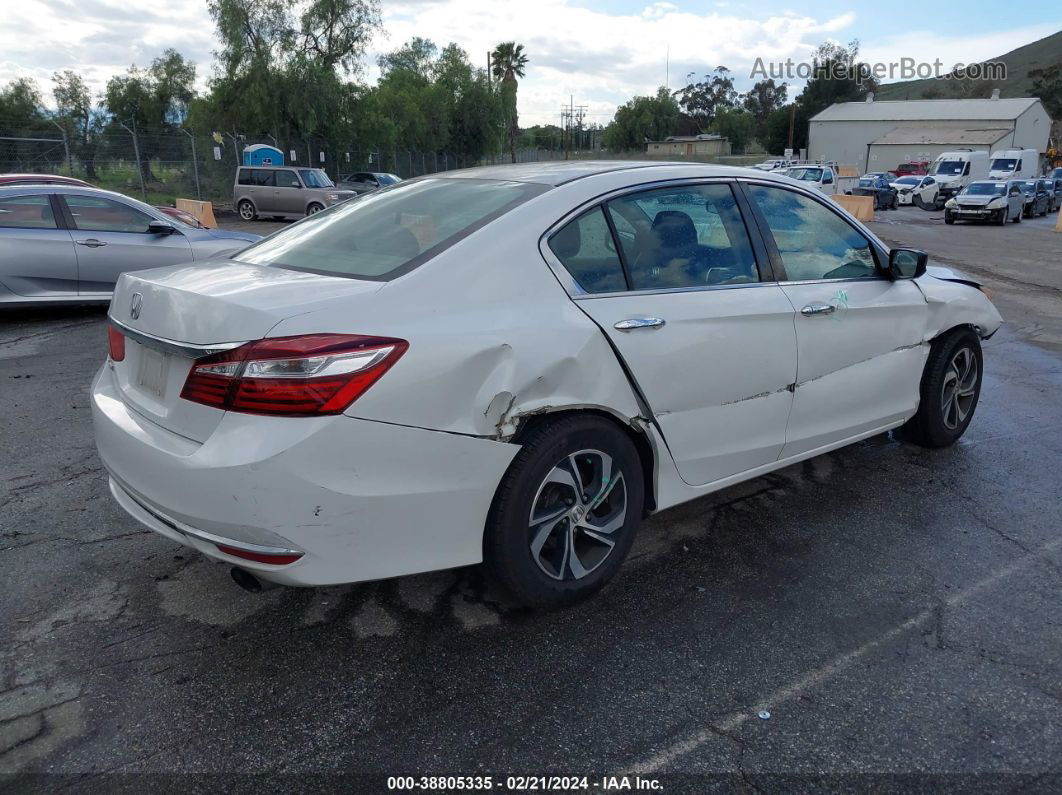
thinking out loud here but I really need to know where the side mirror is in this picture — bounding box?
[147,220,177,235]
[888,248,927,280]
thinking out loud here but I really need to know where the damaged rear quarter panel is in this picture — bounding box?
[266,193,646,439]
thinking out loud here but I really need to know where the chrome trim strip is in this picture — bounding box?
[572,280,781,300]
[119,482,303,557]
[109,318,247,359]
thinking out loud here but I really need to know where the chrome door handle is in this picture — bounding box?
[800,303,835,316]
[75,239,107,248]
[614,317,665,331]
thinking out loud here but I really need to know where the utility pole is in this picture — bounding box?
[787,104,795,153]
[181,128,201,200]
[560,96,588,161]
[120,120,145,199]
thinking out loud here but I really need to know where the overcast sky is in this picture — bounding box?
[1,0,1058,126]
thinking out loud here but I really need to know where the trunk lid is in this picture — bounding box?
[108,260,384,442]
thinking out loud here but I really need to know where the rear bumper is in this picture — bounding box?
[91,365,519,586]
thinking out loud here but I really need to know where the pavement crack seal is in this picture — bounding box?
[624,534,1062,775]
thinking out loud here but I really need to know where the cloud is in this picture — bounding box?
[0,0,1055,128]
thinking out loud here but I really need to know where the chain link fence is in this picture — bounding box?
[2,124,763,211]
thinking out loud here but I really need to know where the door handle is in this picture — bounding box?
[800,303,835,316]
[75,239,107,248]
[614,317,665,331]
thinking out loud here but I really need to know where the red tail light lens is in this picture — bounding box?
[216,544,304,565]
[108,324,126,361]
[180,334,407,416]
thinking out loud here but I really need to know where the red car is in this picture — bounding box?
[894,162,929,177]
[0,173,91,187]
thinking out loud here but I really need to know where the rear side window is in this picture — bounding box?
[607,183,759,289]
[0,194,57,229]
[235,178,543,280]
[237,169,254,185]
[252,170,276,187]
[547,207,627,294]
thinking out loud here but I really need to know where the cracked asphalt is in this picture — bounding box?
[2,206,1061,791]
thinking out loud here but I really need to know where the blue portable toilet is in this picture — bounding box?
[242,144,284,166]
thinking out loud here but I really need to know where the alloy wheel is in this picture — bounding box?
[528,449,627,581]
[239,202,254,220]
[941,347,978,430]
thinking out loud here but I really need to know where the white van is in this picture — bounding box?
[988,149,1040,181]
[931,151,989,199]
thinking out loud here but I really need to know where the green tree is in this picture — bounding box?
[102,49,198,181]
[53,70,103,178]
[673,66,737,129]
[743,78,787,147]
[490,42,528,163]
[709,108,754,154]
[602,87,680,151]
[796,40,876,121]
[764,104,807,155]
[0,78,45,133]
[1030,64,1062,119]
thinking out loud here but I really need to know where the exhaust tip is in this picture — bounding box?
[230,566,279,593]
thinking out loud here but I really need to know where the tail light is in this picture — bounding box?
[181,334,407,416]
[108,324,126,361]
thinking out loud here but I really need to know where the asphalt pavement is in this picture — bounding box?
[1,206,1061,791]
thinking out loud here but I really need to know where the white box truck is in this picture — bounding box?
[930,151,989,199]
[988,148,1040,180]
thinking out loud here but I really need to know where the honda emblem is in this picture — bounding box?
[130,292,143,320]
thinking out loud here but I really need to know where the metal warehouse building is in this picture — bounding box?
[808,94,1051,172]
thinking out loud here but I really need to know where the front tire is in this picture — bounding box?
[484,415,645,608]
[1013,210,1022,223]
[306,202,325,216]
[997,207,1008,225]
[901,329,983,448]
[944,211,955,224]
[237,200,256,221]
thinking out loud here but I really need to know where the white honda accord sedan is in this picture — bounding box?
[92,162,1002,606]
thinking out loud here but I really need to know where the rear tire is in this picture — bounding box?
[237,200,256,221]
[484,415,645,608]
[900,329,983,448]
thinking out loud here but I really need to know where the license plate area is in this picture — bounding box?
[136,345,170,398]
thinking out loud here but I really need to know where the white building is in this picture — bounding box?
[808,94,1052,172]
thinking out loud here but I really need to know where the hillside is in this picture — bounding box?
[874,29,1062,101]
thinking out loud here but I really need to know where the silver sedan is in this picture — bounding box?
[0,185,261,307]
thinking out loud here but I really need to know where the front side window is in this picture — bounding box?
[0,194,57,229]
[236,178,541,280]
[606,183,759,290]
[299,169,333,188]
[748,185,878,282]
[547,207,626,294]
[64,195,153,233]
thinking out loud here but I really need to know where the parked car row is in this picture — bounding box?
[943,178,1061,225]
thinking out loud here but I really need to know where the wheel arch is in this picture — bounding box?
[510,407,657,514]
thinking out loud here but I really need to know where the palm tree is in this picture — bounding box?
[490,42,528,163]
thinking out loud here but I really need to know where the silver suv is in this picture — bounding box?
[234,166,355,221]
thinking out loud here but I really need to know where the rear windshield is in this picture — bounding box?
[234,178,544,280]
